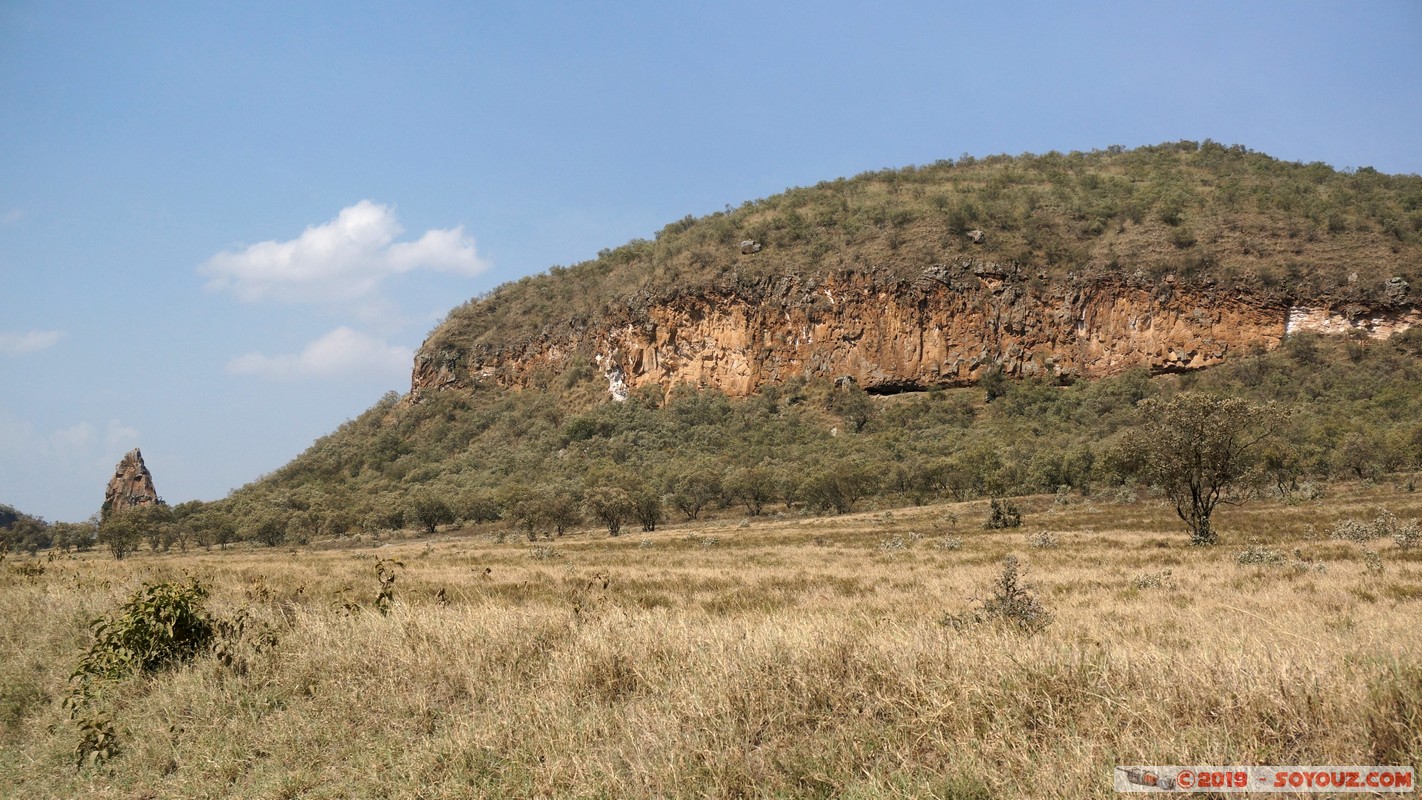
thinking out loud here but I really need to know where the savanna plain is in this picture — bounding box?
[3,485,1420,799]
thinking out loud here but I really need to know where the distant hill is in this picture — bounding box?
[0,503,25,529]
[0,503,44,530]
[0,502,54,555]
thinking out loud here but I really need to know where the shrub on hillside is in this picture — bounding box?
[983,498,1023,529]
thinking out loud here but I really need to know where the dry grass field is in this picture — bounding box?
[3,485,1420,798]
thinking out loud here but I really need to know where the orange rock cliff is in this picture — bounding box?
[411,264,1417,402]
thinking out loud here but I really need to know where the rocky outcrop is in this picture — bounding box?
[102,448,161,519]
[411,264,1417,402]
[1285,304,1422,340]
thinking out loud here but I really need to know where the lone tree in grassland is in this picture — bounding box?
[1116,394,1279,545]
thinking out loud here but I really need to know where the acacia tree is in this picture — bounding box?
[804,457,881,514]
[583,486,633,537]
[248,512,288,548]
[724,465,775,516]
[664,460,721,520]
[1117,394,1278,545]
[408,494,455,535]
[97,513,140,560]
[542,492,582,537]
[630,486,663,532]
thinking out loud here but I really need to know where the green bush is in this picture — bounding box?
[71,580,215,684]
[67,580,217,766]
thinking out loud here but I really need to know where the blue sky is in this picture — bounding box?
[2,1,1420,522]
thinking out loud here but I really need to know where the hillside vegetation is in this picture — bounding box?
[158,331,1422,549]
[426,140,1422,359]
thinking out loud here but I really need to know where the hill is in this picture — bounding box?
[0,504,27,530]
[170,142,1422,545]
[413,140,1422,401]
[0,503,51,555]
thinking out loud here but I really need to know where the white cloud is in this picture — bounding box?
[0,409,143,521]
[105,420,140,449]
[50,422,95,450]
[0,329,63,355]
[225,327,412,381]
[45,419,138,454]
[199,200,488,304]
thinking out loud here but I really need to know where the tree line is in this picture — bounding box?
[22,329,1405,559]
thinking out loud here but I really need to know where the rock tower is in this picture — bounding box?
[102,448,161,519]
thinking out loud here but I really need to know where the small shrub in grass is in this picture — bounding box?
[1330,518,1377,542]
[1395,521,1421,550]
[979,556,1052,633]
[877,535,909,552]
[1236,543,1287,566]
[73,712,119,768]
[67,580,216,766]
[373,556,402,614]
[9,560,44,579]
[983,498,1023,529]
[1330,510,1411,543]
[210,609,279,676]
[1029,532,1059,549]
[942,556,1051,635]
[530,546,562,561]
[1325,520,1370,545]
[1373,510,1410,541]
[935,535,964,551]
[1132,569,1175,590]
[71,580,215,685]
[1288,548,1328,575]
[1363,550,1385,575]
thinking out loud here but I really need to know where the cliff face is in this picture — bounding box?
[413,264,1413,402]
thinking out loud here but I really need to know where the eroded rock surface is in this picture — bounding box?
[411,265,1416,401]
[103,448,161,519]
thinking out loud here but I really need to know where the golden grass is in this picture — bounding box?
[2,487,1420,798]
